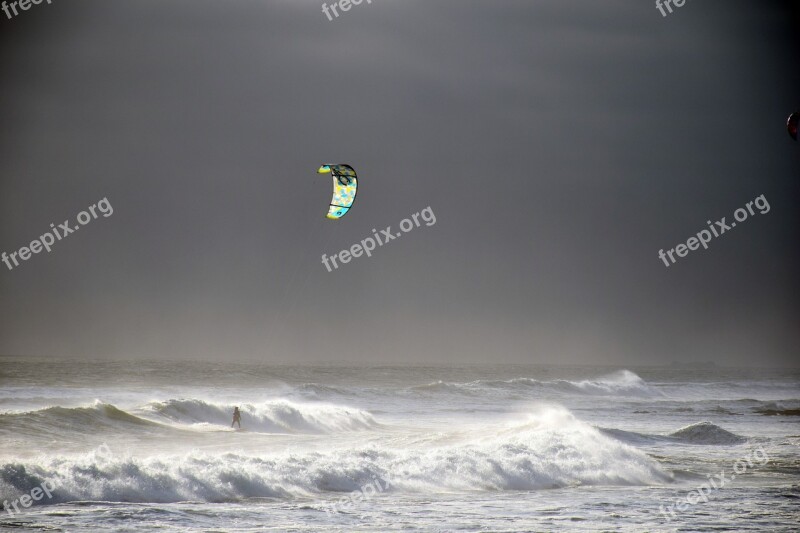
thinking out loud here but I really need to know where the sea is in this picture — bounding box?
[0,357,798,532]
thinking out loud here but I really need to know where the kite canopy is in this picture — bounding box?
[318,164,358,219]
[788,111,799,141]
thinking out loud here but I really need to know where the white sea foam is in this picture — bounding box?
[0,399,379,441]
[413,370,661,398]
[140,398,379,433]
[0,406,669,504]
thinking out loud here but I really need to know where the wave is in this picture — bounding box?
[412,370,661,398]
[140,398,379,433]
[0,399,379,438]
[0,401,163,437]
[597,427,661,446]
[291,383,351,400]
[645,399,800,417]
[0,406,670,504]
[756,408,800,416]
[561,370,660,397]
[753,401,800,417]
[600,422,747,446]
[667,422,746,444]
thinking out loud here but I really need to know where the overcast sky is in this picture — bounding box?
[1,0,798,366]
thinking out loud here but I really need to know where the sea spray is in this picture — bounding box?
[0,405,668,504]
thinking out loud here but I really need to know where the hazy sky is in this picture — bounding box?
[1,0,798,366]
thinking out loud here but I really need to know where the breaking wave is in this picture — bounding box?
[0,399,379,438]
[413,370,661,398]
[0,406,670,504]
[141,398,379,433]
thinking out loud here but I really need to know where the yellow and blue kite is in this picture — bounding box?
[317,164,358,219]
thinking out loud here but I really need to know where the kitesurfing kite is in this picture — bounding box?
[317,164,358,219]
[788,111,799,141]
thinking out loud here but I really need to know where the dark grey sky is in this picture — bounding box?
[1,0,798,366]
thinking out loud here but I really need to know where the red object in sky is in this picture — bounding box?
[788,111,799,141]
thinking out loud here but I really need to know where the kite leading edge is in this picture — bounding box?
[788,111,799,141]
[317,164,358,219]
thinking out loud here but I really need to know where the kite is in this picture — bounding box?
[317,164,358,219]
[788,111,799,141]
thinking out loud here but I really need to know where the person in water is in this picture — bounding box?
[231,406,241,429]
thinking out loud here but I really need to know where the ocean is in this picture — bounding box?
[0,358,798,531]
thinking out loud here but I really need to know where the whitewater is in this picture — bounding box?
[0,359,798,531]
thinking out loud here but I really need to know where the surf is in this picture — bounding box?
[0,405,670,505]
